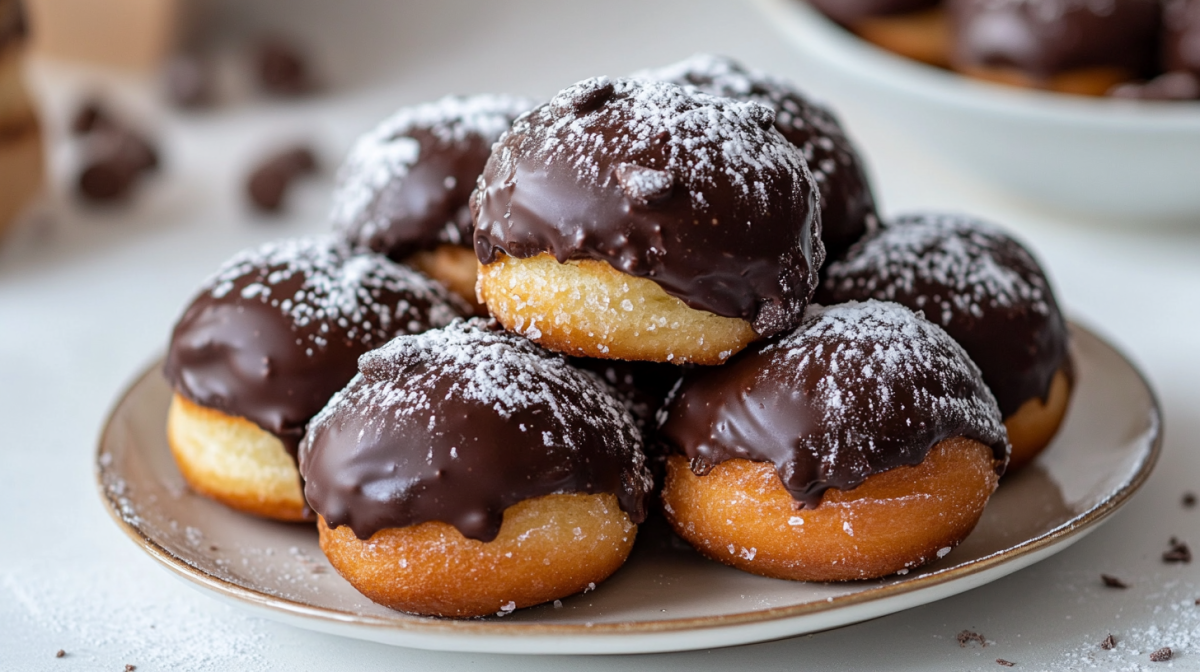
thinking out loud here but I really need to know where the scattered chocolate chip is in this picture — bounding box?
[256,38,312,97]
[957,630,987,648]
[1184,492,1196,508]
[125,665,137,671]
[1150,647,1172,662]
[55,649,65,658]
[616,163,674,205]
[78,160,138,202]
[1101,574,1129,589]
[1164,537,1192,563]
[246,146,318,212]
[552,77,615,115]
[1101,634,1116,650]
[164,53,213,109]
[209,545,219,552]
[996,660,1015,667]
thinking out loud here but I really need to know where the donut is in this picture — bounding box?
[634,54,879,263]
[473,77,823,365]
[299,319,652,618]
[658,301,1009,581]
[163,236,467,521]
[947,0,1161,96]
[331,94,534,309]
[809,0,951,67]
[817,213,1071,470]
[0,3,42,242]
[1166,0,1200,77]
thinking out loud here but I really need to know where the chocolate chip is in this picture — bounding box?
[1101,574,1129,588]
[996,660,1014,667]
[1164,537,1192,563]
[55,650,65,658]
[1184,492,1196,508]
[125,665,137,671]
[957,630,987,648]
[551,77,615,115]
[164,54,213,109]
[256,38,312,97]
[616,163,674,206]
[78,160,138,202]
[1101,634,1116,650]
[1150,647,1172,662]
[247,146,318,212]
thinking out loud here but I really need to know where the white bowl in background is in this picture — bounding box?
[753,0,1200,223]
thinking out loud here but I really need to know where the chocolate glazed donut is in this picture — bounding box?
[634,54,879,263]
[472,76,823,340]
[809,0,941,26]
[948,0,1161,95]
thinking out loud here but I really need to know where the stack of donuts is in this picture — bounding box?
[164,54,1073,618]
[808,0,1200,100]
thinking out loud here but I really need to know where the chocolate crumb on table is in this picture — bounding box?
[54,649,64,658]
[1101,634,1117,650]
[1164,537,1192,563]
[1185,492,1197,508]
[125,665,136,671]
[246,146,318,213]
[957,630,987,647]
[996,659,1015,667]
[1101,574,1129,588]
[255,37,313,97]
[1150,647,1173,662]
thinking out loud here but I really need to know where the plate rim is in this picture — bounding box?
[95,322,1162,641]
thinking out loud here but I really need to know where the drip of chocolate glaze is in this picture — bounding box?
[817,213,1069,418]
[1166,0,1200,77]
[634,54,879,264]
[949,0,1161,80]
[659,301,1009,509]
[332,95,535,262]
[472,77,823,338]
[809,0,941,25]
[164,237,466,458]
[299,319,653,542]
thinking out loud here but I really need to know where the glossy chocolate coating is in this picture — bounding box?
[1166,0,1200,76]
[299,319,653,542]
[332,95,535,262]
[659,301,1008,508]
[809,0,942,25]
[817,213,1068,418]
[949,0,1161,79]
[164,236,466,457]
[472,77,823,337]
[635,55,879,263]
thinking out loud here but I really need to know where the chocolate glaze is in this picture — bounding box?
[164,236,466,458]
[333,95,535,262]
[949,0,1161,80]
[809,0,942,25]
[1166,0,1200,76]
[817,213,1069,418]
[634,55,878,263]
[659,301,1009,508]
[472,77,823,337]
[299,319,653,542]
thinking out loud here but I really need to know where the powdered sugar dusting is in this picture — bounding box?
[331,94,534,241]
[312,319,642,457]
[202,236,463,353]
[764,300,1009,466]
[823,214,1052,329]
[485,77,809,218]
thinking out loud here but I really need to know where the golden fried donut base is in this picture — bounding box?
[1004,368,1072,472]
[318,493,637,618]
[855,7,951,68]
[408,244,487,315]
[661,437,1001,582]
[478,253,757,365]
[166,393,310,522]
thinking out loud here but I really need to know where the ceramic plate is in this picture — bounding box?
[96,324,1160,655]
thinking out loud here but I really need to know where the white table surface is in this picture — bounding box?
[3,0,1200,669]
